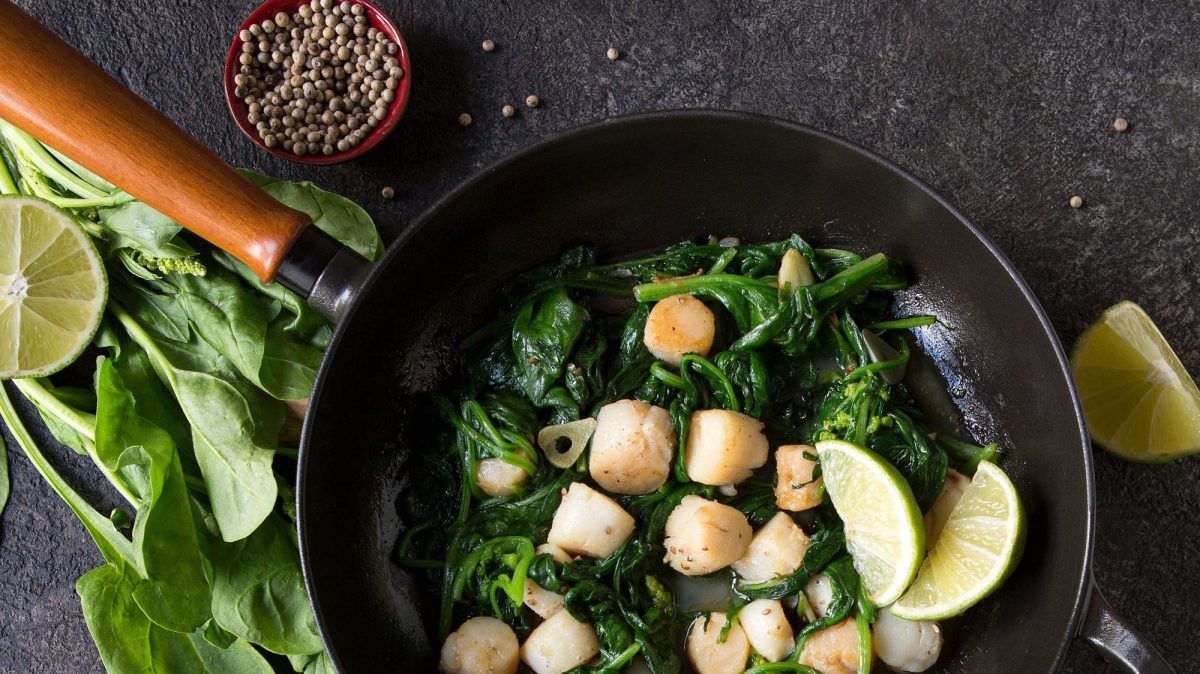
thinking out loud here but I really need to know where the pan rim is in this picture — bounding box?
[296,108,1096,672]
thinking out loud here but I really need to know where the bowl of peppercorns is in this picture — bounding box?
[224,0,411,164]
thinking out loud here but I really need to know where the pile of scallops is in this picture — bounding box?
[439,293,945,674]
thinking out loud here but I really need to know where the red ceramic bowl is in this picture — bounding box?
[223,0,411,165]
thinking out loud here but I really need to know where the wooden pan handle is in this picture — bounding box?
[0,1,310,282]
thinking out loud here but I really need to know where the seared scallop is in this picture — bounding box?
[547,482,636,558]
[439,616,520,674]
[731,511,810,582]
[589,399,676,494]
[774,444,823,512]
[739,599,794,662]
[643,294,716,366]
[685,612,750,674]
[475,452,531,497]
[663,495,752,575]
[685,409,769,485]
[797,618,860,674]
[520,609,600,674]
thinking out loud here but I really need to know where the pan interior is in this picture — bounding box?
[297,112,1093,672]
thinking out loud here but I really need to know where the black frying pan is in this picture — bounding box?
[0,4,1173,672]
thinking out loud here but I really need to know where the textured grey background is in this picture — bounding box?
[1,0,1198,672]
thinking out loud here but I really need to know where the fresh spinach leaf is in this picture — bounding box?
[210,513,324,656]
[97,200,196,259]
[112,303,282,542]
[95,359,213,633]
[237,169,384,261]
[78,562,272,674]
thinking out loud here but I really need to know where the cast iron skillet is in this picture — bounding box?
[0,4,1174,672]
[294,112,1173,674]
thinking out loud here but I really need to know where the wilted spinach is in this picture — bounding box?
[416,233,968,672]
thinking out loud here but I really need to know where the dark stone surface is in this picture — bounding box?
[1,0,1197,672]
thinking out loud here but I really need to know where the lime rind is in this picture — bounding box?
[1071,300,1200,462]
[890,461,1025,621]
[0,195,107,379]
[816,439,925,607]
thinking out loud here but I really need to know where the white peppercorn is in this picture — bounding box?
[502,104,516,118]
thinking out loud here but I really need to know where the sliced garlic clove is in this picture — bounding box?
[537,417,598,469]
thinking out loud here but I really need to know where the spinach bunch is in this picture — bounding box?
[0,124,383,673]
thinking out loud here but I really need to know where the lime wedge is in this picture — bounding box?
[890,460,1025,620]
[0,196,106,378]
[816,439,924,607]
[1071,301,1200,462]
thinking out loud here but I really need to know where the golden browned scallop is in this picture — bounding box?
[775,444,823,512]
[685,409,769,485]
[643,294,715,366]
[731,511,810,581]
[475,453,530,497]
[522,579,564,619]
[589,399,676,494]
[520,609,600,674]
[663,495,752,575]
[685,612,751,674]
[547,482,635,558]
[439,616,520,674]
[797,618,860,674]
[923,468,970,550]
[739,599,794,662]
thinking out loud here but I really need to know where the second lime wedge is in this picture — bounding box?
[890,460,1025,620]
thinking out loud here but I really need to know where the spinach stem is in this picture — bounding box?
[866,315,937,331]
[856,609,873,674]
[0,151,17,194]
[109,302,179,391]
[10,379,138,507]
[11,378,96,438]
[0,120,107,198]
[633,273,775,302]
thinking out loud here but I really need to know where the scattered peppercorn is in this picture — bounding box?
[381,186,395,199]
[606,47,620,60]
[458,112,473,127]
[1069,195,1083,209]
[525,94,540,108]
[235,0,404,156]
[502,104,516,118]
[482,39,496,52]
[1113,117,1129,132]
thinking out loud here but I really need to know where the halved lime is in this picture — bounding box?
[890,460,1025,620]
[1071,301,1200,462]
[815,439,924,607]
[0,196,106,378]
